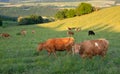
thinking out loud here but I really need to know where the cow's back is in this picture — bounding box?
[79,39,109,58]
[45,37,74,51]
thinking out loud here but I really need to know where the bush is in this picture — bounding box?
[76,3,93,16]
[18,15,43,25]
[54,9,68,20]
[66,9,76,18]
[0,19,3,26]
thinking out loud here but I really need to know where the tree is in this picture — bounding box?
[66,9,76,18]
[76,3,93,16]
[54,9,68,20]
[18,15,43,25]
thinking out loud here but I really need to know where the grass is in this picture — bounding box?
[0,24,120,74]
[0,6,120,74]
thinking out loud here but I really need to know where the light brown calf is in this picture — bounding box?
[79,39,109,59]
[0,33,10,38]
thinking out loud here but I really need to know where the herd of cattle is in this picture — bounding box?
[67,27,95,36]
[1,27,108,59]
[0,27,95,38]
[37,37,109,59]
[0,30,35,38]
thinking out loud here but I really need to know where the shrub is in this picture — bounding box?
[76,3,93,16]
[66,9,76,18]
[18,15,43,25]
[0,19,3,26]
[54,9,68,20]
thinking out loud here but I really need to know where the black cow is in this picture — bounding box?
[88,30,95,35]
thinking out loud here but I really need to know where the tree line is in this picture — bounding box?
[0,3,95,26]
[55,3,94,20]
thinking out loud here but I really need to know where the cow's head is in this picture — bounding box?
[72,43,81,54]
[37,42,45,52]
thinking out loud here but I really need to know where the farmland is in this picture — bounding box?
[0,23,120,74]
[0,3,120,74]
[0,0,117,17]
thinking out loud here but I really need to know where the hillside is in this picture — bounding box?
[38,6,120,32]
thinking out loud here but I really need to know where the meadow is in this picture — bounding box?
[0,23,120,74]
[0,5,120,74]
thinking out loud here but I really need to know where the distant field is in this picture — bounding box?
[0,1,116,17]
[0,6,58,17]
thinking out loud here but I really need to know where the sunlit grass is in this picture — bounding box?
[38,6,120,32]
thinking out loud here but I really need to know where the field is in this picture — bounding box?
[0,1,116,17]
[0,24,120,74]
[0,5,120,74]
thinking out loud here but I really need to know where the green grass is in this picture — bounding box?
[0,24,120,74]
[0,6,120,74]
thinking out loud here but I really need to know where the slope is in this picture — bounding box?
[38,6,120,32]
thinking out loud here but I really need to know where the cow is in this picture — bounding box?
[67,27,76,30]
[88,30,95,35]
[32,30,35,34]
[75,27,81,32]
[37,37,75,57]
[0,33,10,38]
[21,30,27,36]
[79,38,109,59]
[67,30,74,37]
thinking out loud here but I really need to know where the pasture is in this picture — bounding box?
[0,24,120,74]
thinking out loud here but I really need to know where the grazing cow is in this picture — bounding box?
[88,30,95,35]
[75,27,81,32]
[79,38,109,59]
[32,30,35,34]
[21,30,27,36]
[68,27,76,30]
[0,33,10,38]
[67,30,74,37]
[37,37,75,57]
[68,27,72,30]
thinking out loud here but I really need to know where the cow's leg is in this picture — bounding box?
[86,52,93,59]
[51,49,57,58]
[101,51,106,58]
[81,54,86,59]
[53,51,57,58]
[88,55,93,59]
[48,52,51,57]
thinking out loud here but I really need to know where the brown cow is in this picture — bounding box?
[0,33,10,38]
[32,30,35,34]
[37,37,75,57]
[67,30,74,37]
[73,38,109,59]
[68,27,75,30]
